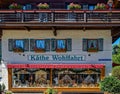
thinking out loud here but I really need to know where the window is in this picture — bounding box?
[57,40,66,49]
[83,38,103,52]
[8,39,29,52]
[30,39,50,52]
[12,68,50,88]
[36,40,45,49]
[12,68,101,88]
[51,39,72,52]
[15,40,24,49]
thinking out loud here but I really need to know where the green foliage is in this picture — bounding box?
[112,66,120,80]
[0,83,6,92]
[5,90,12,94]
[99,76,120,94]
[112,44,120,64]
[45,87,57,94]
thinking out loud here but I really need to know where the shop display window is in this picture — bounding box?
[12,68,101,88]
[12,69,50,88]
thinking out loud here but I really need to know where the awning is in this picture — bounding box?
[7,64,105,69]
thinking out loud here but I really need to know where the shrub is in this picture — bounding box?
[112,66,120,80]
[99,76,120,94]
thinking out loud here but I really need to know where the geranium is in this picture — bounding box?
[68,3,81,9]
[9,2,22,9]
[95,3,106,10]
[37,3,49,9]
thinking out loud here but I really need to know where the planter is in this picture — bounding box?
[13,48,24,53]
[34,48,45,53]
[87,48,98,52]
[56,49,66,52]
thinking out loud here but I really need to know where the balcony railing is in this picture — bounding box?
[0,10,120,23]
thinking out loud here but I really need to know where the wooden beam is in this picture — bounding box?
[52,27,57,36]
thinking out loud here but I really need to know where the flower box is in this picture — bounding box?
[34,48,45,53]
[94,3,106,10]
[9,3,22,9]
[68,3,81,10]
[56,49,66,53]
[37,3,49,9]
[13,47,24,53]
[87,48,98,52]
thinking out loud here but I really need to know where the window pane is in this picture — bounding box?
[15,40,24,48]
[88,40,97,49]
[36,40,45,49]
[12,69,50,88]
[57,40,65,49]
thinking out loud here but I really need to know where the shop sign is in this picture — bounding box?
[28,54,85,61]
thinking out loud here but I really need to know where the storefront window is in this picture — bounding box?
[12,69,50,88]
[12,68,101,88]
[52,69,101,87]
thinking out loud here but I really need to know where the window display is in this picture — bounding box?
[12,68,101,88]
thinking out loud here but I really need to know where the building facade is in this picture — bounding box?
[0,0,120,93]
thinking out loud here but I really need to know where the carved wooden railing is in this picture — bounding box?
[0,10,120,23]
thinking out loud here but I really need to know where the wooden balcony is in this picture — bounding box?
[0,9,120,43]
[0,9,120,28]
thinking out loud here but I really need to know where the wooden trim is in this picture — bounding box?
[10,87,101,93]
[101,66,105,80]
[8,68,12,91]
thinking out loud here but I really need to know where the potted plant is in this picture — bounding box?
[44,87,57,94]
[9,2,22,9]
[5,90,12,94]
[68,3,81,10]
[37,3,49,9]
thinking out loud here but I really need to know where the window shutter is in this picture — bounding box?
[98,38,103,51]
[83,39,87,51]
[24,39,29,51]
[51,39,56,51]
[66,39,72,51]
[45,39,50,51]
[30,39,36,51]
[8,39,14,51]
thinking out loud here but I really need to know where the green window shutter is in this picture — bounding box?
[83,39,87,51]
[45,39,50,51]
[30,39,36,51]
[51,39,56,51]
[98,38,103,51]
[24,39,29,51]
[66,39,72,51]
[8,39,14,51]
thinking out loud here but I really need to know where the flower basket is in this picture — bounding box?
[56,49,66,53]
[68,3,81,10]
[37,3,49,9]
[34,48,45,53]
[87,48,98,52]
[9,3,22,9]
[13,47,24,53]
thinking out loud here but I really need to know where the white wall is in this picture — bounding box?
[1,29,112,89]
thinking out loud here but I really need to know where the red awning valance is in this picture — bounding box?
[7,64,105,69]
